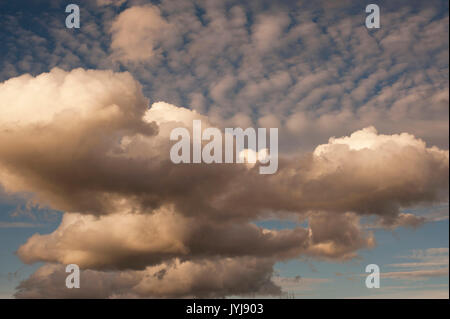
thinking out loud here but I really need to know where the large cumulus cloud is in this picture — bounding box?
[0,68,447,298]
[16,206,375,271]
[0,68,158,214]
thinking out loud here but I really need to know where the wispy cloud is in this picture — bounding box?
[0,222,44,228]
[382,268,449,280]
[382,248,449,281]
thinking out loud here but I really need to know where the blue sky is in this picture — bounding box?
[0,0,448,298]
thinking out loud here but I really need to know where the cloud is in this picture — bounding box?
[5,69,446,223]
[389,248,449,268]
[109,5,176,63]
[15,258,280,298]
[272,276,331,294]
[96,0,126,7]
[0,222,44,228]
[1,0,447,150]
[0,67,158,214]
[425,206,449,222]
[1,66,447,297]
[0,0,447,299]
[16,205,375,270]
[252,13,290,52]
[382,268,449,280]
[16,205,307,270]
[373,247,449,286]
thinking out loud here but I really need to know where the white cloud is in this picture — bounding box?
[110,5,176,63]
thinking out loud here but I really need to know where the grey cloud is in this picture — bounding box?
[15,257,280,298]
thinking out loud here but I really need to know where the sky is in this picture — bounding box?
[0,0,448,298]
